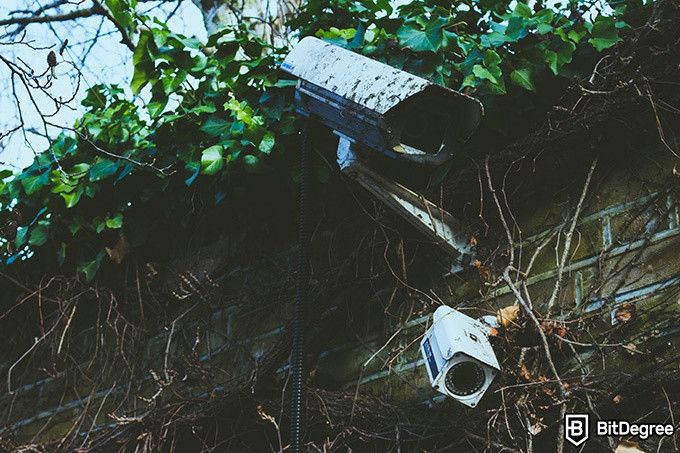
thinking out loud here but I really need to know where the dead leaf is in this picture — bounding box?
[105,234,128,264]
[529,421,546,435]
[478,265,493,282]
[488,327,499,337]
[537,375,556,396]
[519,364,531,381]
[614,439,645,453]
[615,302,636,324]
[623,343,638,355]
[613,394,623,404]
[541,320,568,338]
[674,164,679,176]
[469,235,478,247]
[497,303,520,328]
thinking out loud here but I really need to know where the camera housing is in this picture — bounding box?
[281,37,482,271]
[281,37,483,165]
[421,306,500,407]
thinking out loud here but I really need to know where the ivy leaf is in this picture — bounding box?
[104,0,134,30]
[22,172,49,195]
[505,17,528,41]
[483,50,501,67]
[61,188,84,208]
[397,17,447,52]
[514,2,533,18]
[480,32,508,47]
[57,242,67,266]
[258,131,275,154]
[545,40,576,75]
[105,213,124,229]
[510,68,536,91]
[94,217,106,233]
[200,116,231,136]
[15,226,28,248]
[243,154,259,166]
[589,17,622,51]
[71,163,91,176]
[131,32,155,94]
[184,161,200,186]
[89,159,119,182]
[274,79,298,88]
[29,223,49,246]
[473,65,498,84]
[201,145,224,175]
[77,253,104,282]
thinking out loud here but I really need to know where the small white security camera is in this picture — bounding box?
[420,305,500,407]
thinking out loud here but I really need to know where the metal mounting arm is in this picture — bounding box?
[337,137,475,272]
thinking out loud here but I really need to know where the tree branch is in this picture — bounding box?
[0,6,103,27]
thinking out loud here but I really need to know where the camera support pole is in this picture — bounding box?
[290,119,311,453]
[336,137,475,273]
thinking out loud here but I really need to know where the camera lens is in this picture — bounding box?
[445,361,485,396]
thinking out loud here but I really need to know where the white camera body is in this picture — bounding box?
[421,305,500,407]
[280,37,482,165]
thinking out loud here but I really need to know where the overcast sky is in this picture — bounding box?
[0,0,207,171]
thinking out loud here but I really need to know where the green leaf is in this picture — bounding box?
[15,226,28,248]
[22,172,49,195]
[28,223,48,246]
[514,2,532,18]
[77,253,104,282]
[505,17,528,41]
[69,222,81,235]
[274,79,298,88]
[243,154,259,166]
[258,132,275,154]
[545,40,576,75]
[105,213,124,229]
[480,32,508,47]
[473,65,498,84]
[201,145,224,175]
[397,17,447,52]
[94,217,106,233]
[200,116,231,136]
[57,242,67,266]
[184,161,200,186]
[147,100,166,118]
[483,50,501,67]
[588,17,622,52]
[131,32,155,94]
[510,68,536,91]
[89,159,119,182]
[61,188,84,208]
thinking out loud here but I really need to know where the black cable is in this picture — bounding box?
[290,118,311,453]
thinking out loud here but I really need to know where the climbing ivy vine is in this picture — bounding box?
[0,0,646,281]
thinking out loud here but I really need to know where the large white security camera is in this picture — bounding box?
[281,36,482,165]
[281,38,484,270]
[421,305,500,407]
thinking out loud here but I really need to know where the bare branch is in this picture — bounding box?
[0,6,103,28]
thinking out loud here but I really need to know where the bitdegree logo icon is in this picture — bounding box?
[565,414,590,447]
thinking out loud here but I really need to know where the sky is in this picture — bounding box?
[0,0,208,171]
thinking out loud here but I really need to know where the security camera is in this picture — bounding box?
[281,38,483,271]
[420,305,500,407]
[281,37,482,165]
